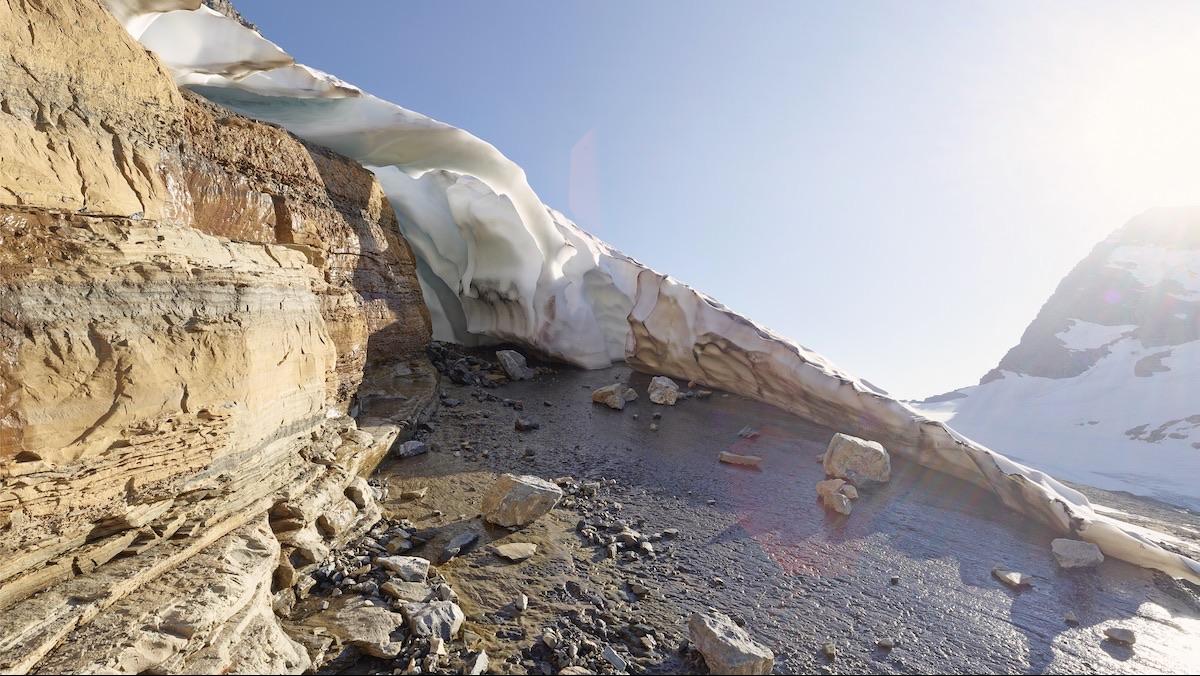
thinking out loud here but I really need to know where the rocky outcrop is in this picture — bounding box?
[0,1,433,672]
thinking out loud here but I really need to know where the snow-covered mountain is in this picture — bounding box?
[916,207,1200,509]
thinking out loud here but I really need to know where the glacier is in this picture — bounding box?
[101,0,1200,583]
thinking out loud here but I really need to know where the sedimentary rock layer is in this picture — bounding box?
[1,0,434,671]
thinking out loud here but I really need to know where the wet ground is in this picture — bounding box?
[372,363,1200,674]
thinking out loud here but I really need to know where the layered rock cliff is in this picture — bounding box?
[0,0,434,671]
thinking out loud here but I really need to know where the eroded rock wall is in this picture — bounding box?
[0,0,433,671]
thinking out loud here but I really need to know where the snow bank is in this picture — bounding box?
[102,0,1200,583]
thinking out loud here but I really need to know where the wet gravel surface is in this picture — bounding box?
[373,363,1200,674]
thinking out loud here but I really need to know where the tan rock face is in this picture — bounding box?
[0,1,433,672]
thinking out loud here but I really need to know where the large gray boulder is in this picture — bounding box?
[481,473,563,527]
[823,433,891,483]
[496,349,535,380]
[688,611,774,675]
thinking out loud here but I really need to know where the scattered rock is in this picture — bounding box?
[481,473,564,527]
[823,433,891,483]
[442,531,479,561]
[991,566,1033,589]
[688,611,775,675]
[402,601,466,641]
[1104,627,1136,645]
[816,479,853,515]
[394,440,429,458]
[496,349,535,380]
[592,383,632,410]
[515,593,529,612]
[649,423,659,432]
[381,580,434,602]
[435,583,457,602]
[821,642,838,659]
[840,484,859,500]
[648,376,680,405]
[623,387,638,401]
[876,637,895,650]
[1051,538,1105,569]
[1064,611,1079,626]
[400,487,428,502]
[737,426,760,439]
[601,645,627,672]
[494,542,538,562]
[463,650,490,675]
[514,417,540,431]
[376,555,430,582]
[719,451,763,468]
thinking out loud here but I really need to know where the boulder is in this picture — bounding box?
[376,556,430,582]
[481,474,563,527]
[823,433,891,483]
[496,350,535,380]
[592,383,631,410]
[395,440,429,458]
[688,611,774,675]
[1051,538,1104,569]
[402,601,465,641]
[648,376,680,405]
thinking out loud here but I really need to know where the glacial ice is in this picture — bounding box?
[102,0,1200,583]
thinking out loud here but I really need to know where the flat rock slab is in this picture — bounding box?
[381,580,434,602]
[493,542,538,562]
[719,451,763,468]
[688,611,774,674]
[305,599,406,659]
[992,566,1033,589]
[376,555,430,582]
[1051,538,1105,569]
[481,473,563,527]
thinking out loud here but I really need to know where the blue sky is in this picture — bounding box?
[240,1,1200,398]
